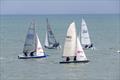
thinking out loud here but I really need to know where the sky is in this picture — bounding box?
[0,0,120,14]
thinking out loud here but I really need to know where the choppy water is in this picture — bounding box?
[0,14,120,80]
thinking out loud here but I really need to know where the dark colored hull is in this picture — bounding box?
[59,60,89,64]
[18,55,47,59]
[44,46,56,49]
[44,45,60,49]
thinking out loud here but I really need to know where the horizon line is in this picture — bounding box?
[0,13,120,16]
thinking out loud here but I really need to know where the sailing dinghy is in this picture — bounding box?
[18,22,46,59]
[44,18,60,49]
[80,18,94,49]
[60,22,89,64]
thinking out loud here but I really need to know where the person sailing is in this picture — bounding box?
[24,52,27,56]
[53,42,59,48]
[89,43,93,48]
[74,56,76,61]
[66,56,76,61]
[23,50,28,56]
[29,50,36,56]
[66,57,70,61]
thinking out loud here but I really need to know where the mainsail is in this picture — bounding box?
[80,18,95,49]
[23,22,36,55]
[44,18,59,48]
[81,18,91,46]
[63,22,77,57]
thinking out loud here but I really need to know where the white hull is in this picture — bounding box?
[18,54,46,59]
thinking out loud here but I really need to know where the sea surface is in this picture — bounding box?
[0,14,120,80]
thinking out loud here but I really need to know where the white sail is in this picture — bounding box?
[35,33,45,56]
[44,32,49,47]
[76,36,88,61]
[81,18,91,45]
[63,22,77,57]
[23,22,36,54]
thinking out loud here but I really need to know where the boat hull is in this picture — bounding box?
[44,45,60,49]
[59,60,89,64]
[18,55,47,59]
[44,46,56,49]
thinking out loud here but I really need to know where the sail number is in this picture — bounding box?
[66,36,72,41]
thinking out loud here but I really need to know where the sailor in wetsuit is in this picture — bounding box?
[74,56,76,61]
[30,50,36,56]
[53,43,59,48]
[66,57,70,61]
[89,43,93,48]
[24,52,27,56]
[84,45,88,48]
[23,50,28,56]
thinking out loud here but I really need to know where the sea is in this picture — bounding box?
[0,14,120,80]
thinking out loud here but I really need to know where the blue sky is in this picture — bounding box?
[0,0,119,14]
